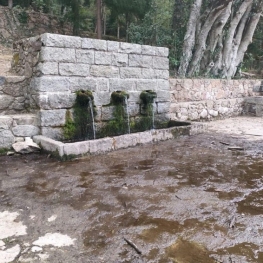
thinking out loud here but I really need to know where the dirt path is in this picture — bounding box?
[0,44,12,76]
[1,117,263,262]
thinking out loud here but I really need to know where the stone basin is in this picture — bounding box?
[33,122,207,160]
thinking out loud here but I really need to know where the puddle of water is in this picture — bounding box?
[217,243,259,261]
[237,189,263,215]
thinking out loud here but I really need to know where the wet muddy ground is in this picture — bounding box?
[1,117,263,263]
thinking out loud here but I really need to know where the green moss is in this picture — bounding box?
[111,91,129,105]
[98,104,128,137]
[63,90,96,141]
[76,90,94,106]
[12,53,20,67]
[97,91,130,138]
[0,148,9,156]
[140,90,157,104]
[63,110,76,140]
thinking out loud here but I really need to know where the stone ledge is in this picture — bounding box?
[33,122,207,160]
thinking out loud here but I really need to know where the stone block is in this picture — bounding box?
[12,125,40,137]
[200,109,208,119]
[3,84,24,97]
[33,135,64,156]
[245,96,263,105]
[59,63,90,77]
[157,80,169,90]
[109,79,136,92]
[40,109,66,127]
[101,106,114,120]
[0,116,12,129]
[0,129,15,149]
[96,78,110,92]
[0,77,5,86]
[12,114,39,126]
[157,102,170,113]
[38,92,76,109]
[75,50,94,64]
[69,77,97,92]
[138,131,152,144]
[155,70,169,79]
[188,111,199,120]
[41,127,63,140]
[141,45,155,55]
[153,57,169,70]
[63,141,90,156]
[82,38,107,51]
[37,62,59,75]
[127,91,140,103]
[41,33,82,48]
[129,54,153,68]
[89,137,113,154]
[253,85,263,93]
[152,129,173,142]
[24,62,33,78]
[0,95,13,110]
[113,134,139,149]
[94,92,112,106]
[112,53,128,67]
[155,47,169,57]
[12,98,25,110]
[31,76,71,92]
[90,65,119,78]
[208,110,218,117]
[107,41,119,52]
[128,102,140,116]
[136,80,158,91]
[95,51,112,65]
[40,47,76,63]
[120,68,142,79]
[141,69,156,79]
[156,90,170,102]
[218,107,229,115]
[120,42,142,54]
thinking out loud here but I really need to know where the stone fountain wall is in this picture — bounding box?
[169,78,261,121]
[12,33,170,140]
[1,32,263,151]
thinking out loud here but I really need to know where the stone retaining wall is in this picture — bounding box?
[169,79,261,121]
[0,75,37,115]
[27,33,170,140]
[0,114,39,150]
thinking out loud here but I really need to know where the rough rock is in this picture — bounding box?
[12,137,40,154]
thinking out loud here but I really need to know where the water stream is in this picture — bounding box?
[89,100,96,139]
[152,98,156,129]
[124,97,130,134]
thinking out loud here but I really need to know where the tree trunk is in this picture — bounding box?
[96,0,102,39]
[178,0,202,77]
[178,0,263,79]
[8,0,13,9]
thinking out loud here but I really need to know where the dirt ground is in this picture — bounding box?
[1,116,263,263]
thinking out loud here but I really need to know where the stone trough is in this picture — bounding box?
[33,122,207,160]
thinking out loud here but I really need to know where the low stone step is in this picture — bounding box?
[253,85,263,93]
[0,114,40,150]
